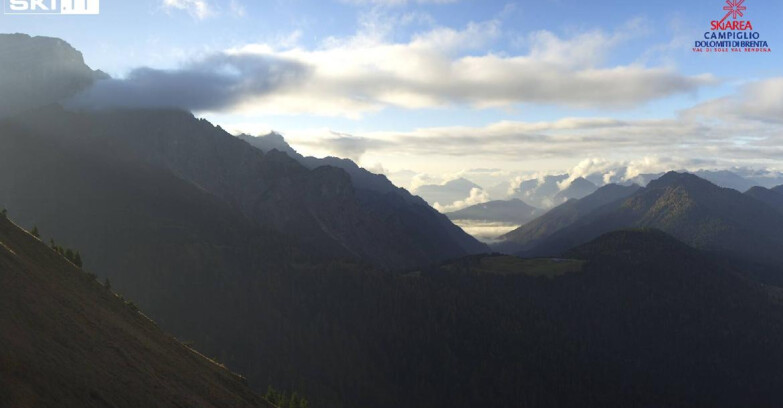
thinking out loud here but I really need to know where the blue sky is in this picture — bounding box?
[2,0,782,195]
[4,0,780,74]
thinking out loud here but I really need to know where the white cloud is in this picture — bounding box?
[409,173,442,191]
[252,76,783,185]
[558,158,618,189]
[315,132,390,162]
[69,53,311,112]
[218,19,714,117]
[96,16,712,117]
[451,220,519,243]
[433,187,490,213]
[162,0,214,20]
[303,117,701,159]
[523,17,650,68]
[210,76,783,204]
[686,77,783,124]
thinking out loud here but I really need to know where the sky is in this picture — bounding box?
[2,0,782,196]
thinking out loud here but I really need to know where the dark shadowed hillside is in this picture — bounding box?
[0,109,303,331]
[0,106,485,272]
[200,229,783,408]
[0,214,271,408]
[746,186,783,214]
[0,106,484,407]
[239,132,487,260]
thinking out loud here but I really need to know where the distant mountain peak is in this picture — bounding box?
[0,33,107,118]
[569,177,594,186]
[444,178,481,188]
[258,131,288,145]
[238,132,302,160]
[445,198,538,224]
[647,171,717,191]
[560,177,597,192]
[594,182,642,195]
[553,177,598,204]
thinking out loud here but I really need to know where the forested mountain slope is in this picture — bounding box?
[0,214,271,408]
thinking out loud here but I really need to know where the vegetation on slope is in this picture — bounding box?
[0,213,272,408]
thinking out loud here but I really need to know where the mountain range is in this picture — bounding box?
[445,198,539,224]
[0,106,485,272]
[443,199,541,242]
[239,132,487,258]
[408,167,783,229]
[495,183,641,253]
[5,32,783,408]
[499,172,783,283]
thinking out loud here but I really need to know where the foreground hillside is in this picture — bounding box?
[0,214,271,408]
[7,186,782,408]
[188,229,783,408]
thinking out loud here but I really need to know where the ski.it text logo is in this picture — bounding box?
[5,0,99,15]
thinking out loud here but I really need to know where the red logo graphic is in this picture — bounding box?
[711,0,752,31]
[720,0,747,24]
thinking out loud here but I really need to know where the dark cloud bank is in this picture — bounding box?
[69,53,311,112]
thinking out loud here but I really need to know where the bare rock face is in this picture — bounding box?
[240,132,490,265]
[0,34,107,118]
[1,105,486,270]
